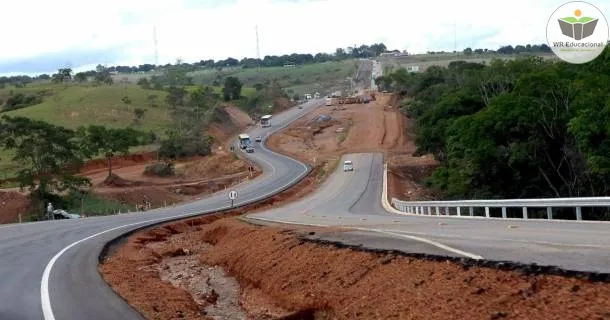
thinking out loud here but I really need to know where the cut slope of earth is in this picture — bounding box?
[101,216,610,320]
[266,93,436,199]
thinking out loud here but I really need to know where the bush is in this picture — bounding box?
[158,132,214,159]
[2,92,43,112]
[144,161,175,177]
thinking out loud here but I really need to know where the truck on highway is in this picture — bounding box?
[260,115,272,128]
[325,97,332,106]
[238,134,252,149]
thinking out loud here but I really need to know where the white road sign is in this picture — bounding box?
[228,190,238,200]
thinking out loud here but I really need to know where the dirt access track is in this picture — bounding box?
[99,94,610,319]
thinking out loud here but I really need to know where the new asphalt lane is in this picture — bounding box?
[0,99,323,320]
[249,153,610,274]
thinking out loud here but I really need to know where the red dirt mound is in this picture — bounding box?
[81,152,158,174]
[0,191,31,224]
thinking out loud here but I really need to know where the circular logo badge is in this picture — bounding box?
[546,1,609,64]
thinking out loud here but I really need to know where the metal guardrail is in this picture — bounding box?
[391,197,610,221]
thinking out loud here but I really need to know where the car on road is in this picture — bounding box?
[343,160,353,172]
[246,146,254,153]
[255,136,262,142]
[298,106,303,109]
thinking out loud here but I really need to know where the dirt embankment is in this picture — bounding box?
[267,93,437,199]
[0,191,31,224]
[102,216,610,320]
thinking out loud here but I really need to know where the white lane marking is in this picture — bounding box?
[362,229,483,260]
[380,228,610,249]
[41,102,317,320]
[246,217,483,260]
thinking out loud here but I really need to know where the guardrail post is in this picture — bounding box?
[485,207,490,218]
[435,207,440,216]
[457,207,461,216]
[416,207,420,214]
[469,207,474,216]
[445,207,450,216]
[427,207,432,215]
[502,207,507,219]
[522,207,528,219]
[547,207,553,220]
[576,207,582,221]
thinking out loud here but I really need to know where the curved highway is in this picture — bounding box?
[249,153,610,273]
[0,99,322,320]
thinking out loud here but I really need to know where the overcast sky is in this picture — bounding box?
[1,0,608,75]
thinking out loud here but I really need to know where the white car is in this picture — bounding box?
[255,136,262,142]
[246,146,255,153]
[343,160,353,172]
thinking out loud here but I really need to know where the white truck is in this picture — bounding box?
[260,115,272,128]
[238,134,252,149]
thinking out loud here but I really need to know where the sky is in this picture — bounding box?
[0,0,608,76]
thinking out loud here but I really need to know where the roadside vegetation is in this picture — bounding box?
[377,45,610,203]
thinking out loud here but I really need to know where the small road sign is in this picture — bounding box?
[228,190,238,200]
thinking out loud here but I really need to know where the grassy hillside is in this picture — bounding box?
[0,82,259,181]
[381,53,558,72]
[187,60,357,96]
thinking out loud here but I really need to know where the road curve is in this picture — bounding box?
[0,99,322,320]
[249,153,610,273]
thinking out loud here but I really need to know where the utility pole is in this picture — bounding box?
[454,20,457,56]
[153,26,159,66]
[255,25,261,69]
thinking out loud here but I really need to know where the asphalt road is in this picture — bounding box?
[0,99,323,320]
[249,153,610,273]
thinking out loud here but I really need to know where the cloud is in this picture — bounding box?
[0,47,124,74]
[1,0,609,75]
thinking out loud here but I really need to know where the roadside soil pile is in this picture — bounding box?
[0,191,30,224]
[101,217,610,320]
[266,93,436,200]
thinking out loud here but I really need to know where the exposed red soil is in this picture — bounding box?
[101,217,610,320]
[0,191,31,224]
[266,94,437,201]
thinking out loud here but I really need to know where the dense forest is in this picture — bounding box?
[377,47,610,202]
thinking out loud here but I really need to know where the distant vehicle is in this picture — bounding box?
[325,98,332,106]
[305,93,312,100]
[298,105,303,109]
[238,133,252,149]
[255,136,262,142]
[343,160,353,172]
[246,146,254,153]
[260,115,272,128]
[53,209,81,219]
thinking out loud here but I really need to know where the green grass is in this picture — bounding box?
[1,83,172,131]
[0,82,260,178]
[381,53,558,72]
[67,193,135,216]
[189,60,358,96]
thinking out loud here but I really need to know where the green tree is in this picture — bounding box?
[137,77,150,89]
[74,72,88,83]
[0,116,90,214]
[133,108,146,123]
[79,125,142,177]
[222,76,242,101]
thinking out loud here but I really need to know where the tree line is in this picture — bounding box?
[424,44,553,55]
[376,47,610,212]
